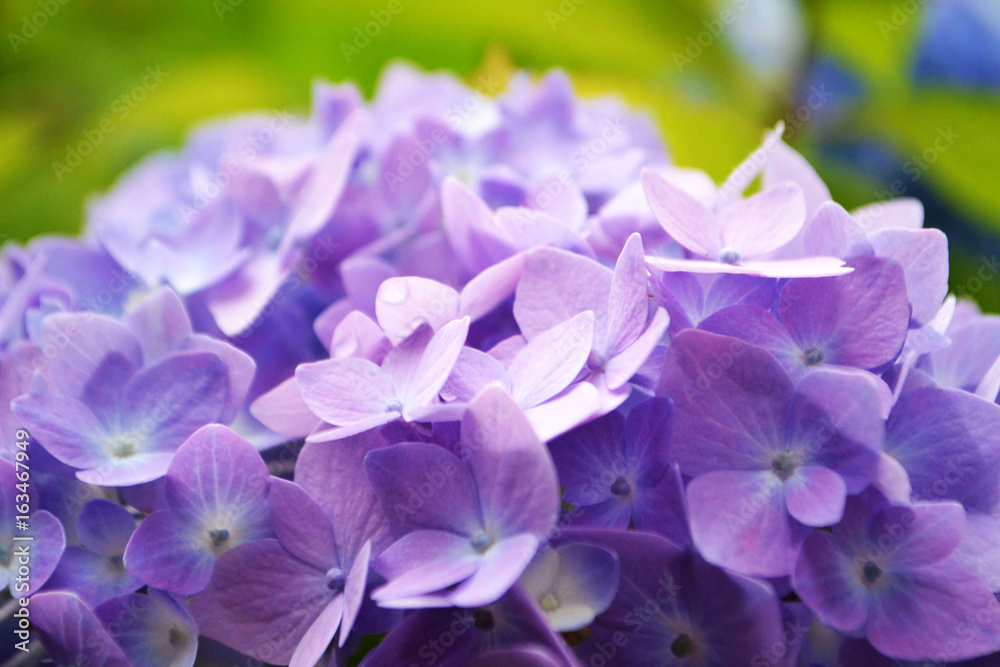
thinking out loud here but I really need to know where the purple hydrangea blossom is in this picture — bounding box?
[122,425,273,594]
[189,430,392,665]
[793,489,1000,661]
[548,398,689,545]
[365,386,558,608]
[5,63,1000,665]
[658,329,885,577]
[44,499,141,606]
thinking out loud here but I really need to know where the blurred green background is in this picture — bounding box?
[1,0,998,309]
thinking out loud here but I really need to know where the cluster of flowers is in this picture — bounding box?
[2,64,1000,667]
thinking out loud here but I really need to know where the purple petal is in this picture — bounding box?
[718,182,807,258]
[402,316,470,413]
[31,591,129,667]
[512,246,611,345]
[524,380,605,442]
[165,425,270,526]
[604,306,668,390]
[792,529,868,632]
[290,595,343,667]
[295,431,391,563]
[122,351,228,453]
[687,470,806,577]
[699,304,801,376]
[869,228,949,327]
[280,110,365,253]
[605,233,651,352]
[7,510,65,596]
[763,141,831,219]
[658,329,792,475]
[77,453,177,487]
[38,312,142,399]
[76,499,136,557]
[94,590,198,667]
[870,502,965,570]
[785,466,847,527]
[44,545,143,606]
[777,256,909,370]
[866,561,1000,661]
[189,539,333,665]
[802,201,873,258]
[853,197,924,232]
[296,357,398,425]
[327,310,391,362]
[183,333,255,424]
[442,348,511,403]
[885,386,1000,512]
[441,176,513,272]
[789,368,885,492]
[508,311,594,408]
[123,510,215,595]
[249,377,322,439]
[364,442,482,536]
[459,253,525,322]
[518,543,620,632]
[121,286,191,363]
[641,167,719,257]
[267,478,337,569]
[448,533,540,607]
[11,393,110,469]
[340,539,371,646]
[375,277,460,344]
[372,530,481,603]
[461,386,558,538]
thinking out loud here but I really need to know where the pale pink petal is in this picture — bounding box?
[376,277,460,344]
[717,182,807,258]
[641,168,719,257]
[250,378,322,439]
[509,312,594,409]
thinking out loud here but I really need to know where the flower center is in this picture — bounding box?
[586,351,606,372]
[108,554,125,572]
[770,452,797,481]
[473,609,495,631]
[610,476,632,497]
[209,529,230,548]
[541,594,559,611]
[325,567,346,592]
[802,347,825,366]
[471,530,493,554]
[671,633,696,658]
[168,628,186,647]
[862,561,883,585]
[718,248,742,265]
[111,436,138,459]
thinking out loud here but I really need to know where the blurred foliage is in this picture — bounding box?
[0,0,997,307]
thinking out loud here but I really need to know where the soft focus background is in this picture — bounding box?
[1,0,998,309]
